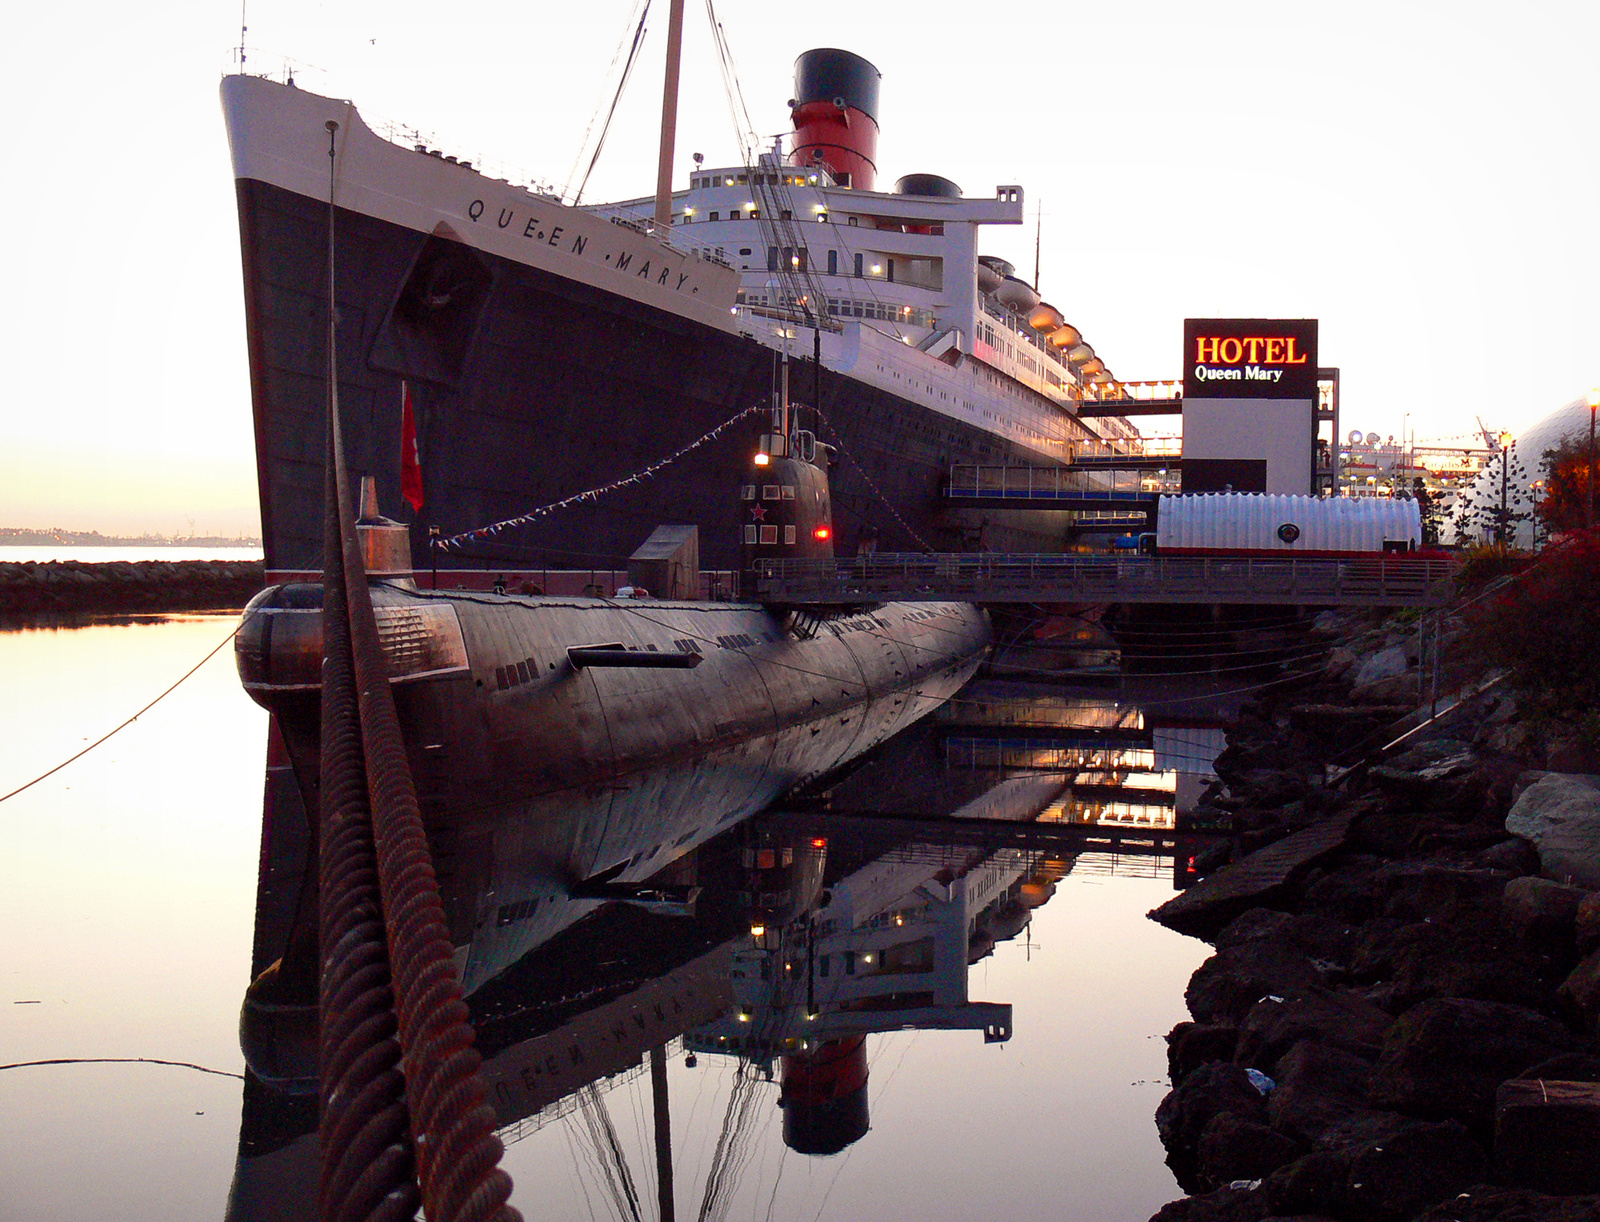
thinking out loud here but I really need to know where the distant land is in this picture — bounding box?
[1,527,262,548]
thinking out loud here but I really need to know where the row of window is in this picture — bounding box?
[741,484,797,501]
[738,291,936,329]
[691,171,819,189]
[743,524,798,545]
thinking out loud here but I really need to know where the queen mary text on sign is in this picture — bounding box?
[1183,319,1318,401]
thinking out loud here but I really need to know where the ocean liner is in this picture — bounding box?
[222,44,1144,578]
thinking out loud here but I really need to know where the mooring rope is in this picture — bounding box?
[316,116,518,1222]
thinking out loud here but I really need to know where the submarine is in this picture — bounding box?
[234,416,991,990]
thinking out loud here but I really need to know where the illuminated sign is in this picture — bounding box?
[1183,319,1318,400]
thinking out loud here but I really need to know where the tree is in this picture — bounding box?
[1451,441,1532,547]
[1535,432,1598,535]
[1412,476,1442,546]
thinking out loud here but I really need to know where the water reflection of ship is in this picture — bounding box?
[683,774,1071,1156]
[229,683,1225,1217]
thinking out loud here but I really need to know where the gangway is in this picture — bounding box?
[944,464,1163,512]
[753,553,1456,609]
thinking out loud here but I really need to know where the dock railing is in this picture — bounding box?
[752,553,1458,608]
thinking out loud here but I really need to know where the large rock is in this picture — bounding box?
[1156,1062,1270,1166]
[1259,1151,1351,1218]
[1168,1022,1242,1085]
[1557,949,1600,1033]
[1504,774,1600,888]
[1343,1118,1486,1220]
[1147,1185,1271,1222]
[1495,1078,1600,1194]
[1502,876,1587,950]
[1234,989,1394,1072]
[1196,1112,1304,1189]
[1268,1039,1382,1144]
[1410,1186,1600,1221]
[1576,892,1600,956]
[1186,942,1328,1026]
[1152,814,1357,939]
[1367,998,1582,1131]
[1352,645,1410,689]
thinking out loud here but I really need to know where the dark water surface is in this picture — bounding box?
[1,613,1222,1222]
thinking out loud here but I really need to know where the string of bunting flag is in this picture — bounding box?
[437,402,767,551]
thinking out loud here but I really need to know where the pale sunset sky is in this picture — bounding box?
[2,0,1594,535]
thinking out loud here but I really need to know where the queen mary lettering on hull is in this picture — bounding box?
[222,42,1140,580]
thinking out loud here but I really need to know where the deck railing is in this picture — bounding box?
[752,553,1457,608]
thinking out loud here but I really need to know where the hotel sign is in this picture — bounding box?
[1183,318,1318,400]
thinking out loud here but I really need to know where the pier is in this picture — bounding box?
[752,553,1456,609]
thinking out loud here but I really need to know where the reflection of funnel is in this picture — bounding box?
[788,49,881,191]
[781,1035,869,1154]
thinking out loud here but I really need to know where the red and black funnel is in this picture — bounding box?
[788,49,881,192]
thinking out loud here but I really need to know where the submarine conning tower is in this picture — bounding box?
[788,48,881,192]
[738,424,835,576]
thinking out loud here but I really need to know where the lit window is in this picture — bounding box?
[781,486,796,499]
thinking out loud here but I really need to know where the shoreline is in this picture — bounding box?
[1146,604,1600,1222]
[0,559,266,616]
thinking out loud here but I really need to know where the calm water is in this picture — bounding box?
[0,613,1216,1222]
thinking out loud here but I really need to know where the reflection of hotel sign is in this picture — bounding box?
[1183,319,1318,400]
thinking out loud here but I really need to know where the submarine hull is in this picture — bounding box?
[237,584,989,990]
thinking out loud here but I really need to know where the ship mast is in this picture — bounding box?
[652,0,687,233]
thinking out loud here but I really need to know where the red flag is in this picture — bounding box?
[401,381,424,513]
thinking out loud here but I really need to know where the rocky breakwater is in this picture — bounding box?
[0,559,265,615]
[1147,607,1600,1222]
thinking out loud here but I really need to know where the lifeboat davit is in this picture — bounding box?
[1028,302,1065,332]
[995,276,1040,313]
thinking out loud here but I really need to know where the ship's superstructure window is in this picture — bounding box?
[781,210,792,220]
[783,525,796,544]
[760,525,778,544]
[762,485,780,500]
[768,247,779,271]
[827,250,838,275]
[781,485,795,499]
[739,247,752,256]
[854,253,863,277]
[741,485,755,500]
[709,211,719,221]
[744,524,757,543]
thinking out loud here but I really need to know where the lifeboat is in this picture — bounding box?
[976,255,1013,295]
[995,275,1040,313]
[1028,302,1065,332]
[1047,322,1083,349]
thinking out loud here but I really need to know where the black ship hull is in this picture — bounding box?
[237,177,1068,576]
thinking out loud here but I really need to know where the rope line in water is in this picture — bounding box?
[0,1057,244,1080]
[0,616,247,807]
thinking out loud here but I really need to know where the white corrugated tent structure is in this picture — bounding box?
[1156,493,1422,555]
